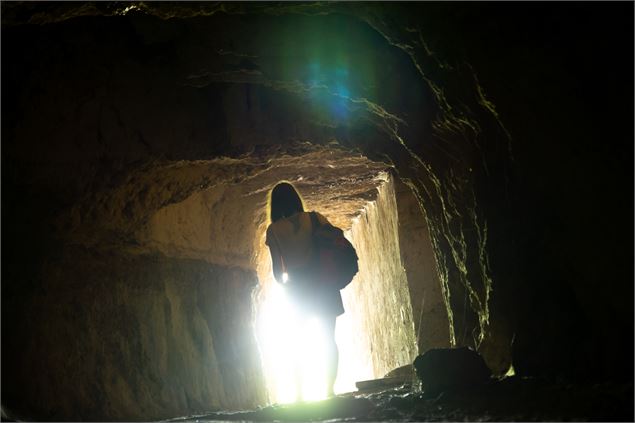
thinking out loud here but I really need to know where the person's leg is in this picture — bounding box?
[291,308,307,402]
[323,314,338,397]
[293,356,303,402]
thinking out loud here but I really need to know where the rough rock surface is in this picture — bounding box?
[394,178,453,356]
[2,247,265,420]
[338,176,418,387]
[165,378,634,422]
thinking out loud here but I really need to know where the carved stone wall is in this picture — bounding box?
[394,179,452,355]
[1,247,264,421]
[340,176,418,384]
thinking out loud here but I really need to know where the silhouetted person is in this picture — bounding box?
[265,181,345,399]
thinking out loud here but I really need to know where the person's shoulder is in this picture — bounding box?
[308,211,338,230]
[265,220,283,244]
[312,211,331,225]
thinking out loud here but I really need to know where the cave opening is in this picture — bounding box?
[252,167,419,404]
[245,152,452,405]
[133,145,451,406]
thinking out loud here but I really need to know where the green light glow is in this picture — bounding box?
[260,14,386,124]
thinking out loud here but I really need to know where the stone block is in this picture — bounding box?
[413,347,492,393]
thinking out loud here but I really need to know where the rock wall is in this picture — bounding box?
[137,184,261,269]
[339,176,418,384]
[1,247,265,421]
[394,179,452,355]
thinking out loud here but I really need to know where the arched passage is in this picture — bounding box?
[129,146,451,405]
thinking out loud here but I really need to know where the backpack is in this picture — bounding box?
[306,212,359,290]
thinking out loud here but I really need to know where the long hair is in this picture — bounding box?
[269,182,305,223]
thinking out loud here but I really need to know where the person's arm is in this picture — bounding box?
[270,247,284,284]
[314,211,331,226]
[266,227,284,284]
[313,211,344,236]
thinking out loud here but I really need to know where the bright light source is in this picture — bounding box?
[505,363,516,377]
[298,317,328,401]
[282,272,289,283]
[256,281,330,403]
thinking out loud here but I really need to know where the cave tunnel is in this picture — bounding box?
[1,2,633,422]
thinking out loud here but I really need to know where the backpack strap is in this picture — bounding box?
[308,211,320,233]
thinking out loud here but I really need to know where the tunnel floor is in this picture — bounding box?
[165,377,633,422]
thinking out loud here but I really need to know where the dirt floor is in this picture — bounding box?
[165,376,634,422]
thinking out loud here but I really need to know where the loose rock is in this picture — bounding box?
[413,347,492,394]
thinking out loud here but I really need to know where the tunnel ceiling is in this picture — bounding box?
[59,144,391,252]
[0,2,412,26]
[2,1,447,255]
